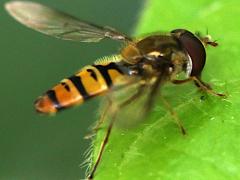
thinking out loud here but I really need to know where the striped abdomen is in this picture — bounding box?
[35,62,126,114]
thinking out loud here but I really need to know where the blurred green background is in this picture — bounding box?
[0,0,143,179]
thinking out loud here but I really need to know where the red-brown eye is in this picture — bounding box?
[171,29,206,77]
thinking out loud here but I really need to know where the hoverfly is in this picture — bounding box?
[5,1,225,179]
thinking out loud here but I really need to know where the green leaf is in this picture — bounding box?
[90,0,240,179]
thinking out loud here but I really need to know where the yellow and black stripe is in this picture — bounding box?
[34,62,126,114]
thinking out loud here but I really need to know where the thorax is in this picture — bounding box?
[120,35,190,80]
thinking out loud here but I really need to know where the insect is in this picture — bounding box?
[5,1,225,179]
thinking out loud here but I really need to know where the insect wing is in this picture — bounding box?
[5,1,130,42]
[101,79,158,128]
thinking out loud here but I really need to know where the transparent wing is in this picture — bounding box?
[5,1,131,42]
[97,76,161,129]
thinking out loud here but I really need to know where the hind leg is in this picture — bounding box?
[87,84,146,179]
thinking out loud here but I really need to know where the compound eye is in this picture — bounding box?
[171,29,206,77]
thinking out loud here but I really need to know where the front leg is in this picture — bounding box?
[171,76,226,97]
[191,76,226,97]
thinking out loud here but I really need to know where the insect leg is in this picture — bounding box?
[160,96,186,135]
[93,98,113,131]
[145,75,186,135]
[144,75,164,115]
[84,98,113,140]
[191,76,226,97]
[87,84,146,180]
[87,110,116,180]
[171,77,226,97]
[171,78,193,84]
